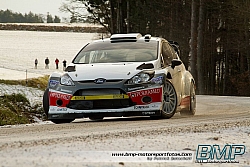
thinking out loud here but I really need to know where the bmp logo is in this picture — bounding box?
[196,144,245,163]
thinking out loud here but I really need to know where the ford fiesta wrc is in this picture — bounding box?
[43,33,196,124]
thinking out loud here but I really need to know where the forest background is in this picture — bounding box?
[1,0,250,96]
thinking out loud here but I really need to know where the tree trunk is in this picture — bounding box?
[116,0,121,33]
[190,0,198,84]
[197,0,206,94]
[210,31,216,94]
[244,12,250,82]
[247,56,250,82]
[109,0,114,34]
[126,0,130,33]
[169,0,173,39]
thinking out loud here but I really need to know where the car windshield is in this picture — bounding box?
[73,40,158,64]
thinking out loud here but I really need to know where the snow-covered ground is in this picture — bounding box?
[0,23,104,27]
[0,30,100,118]
[0,30,106,126]
[0,30,102,126]
[0,83,44,106]
[0,30,101,80]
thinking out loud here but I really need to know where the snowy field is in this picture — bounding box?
[0,30,101,80]
[0,30,101,107]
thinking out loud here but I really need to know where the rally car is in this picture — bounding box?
[43,33,196,124]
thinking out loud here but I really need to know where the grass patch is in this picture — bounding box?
[0,76,49,126]
[0,93,45,126]
[0,75,49,90]
[0,108,30,126]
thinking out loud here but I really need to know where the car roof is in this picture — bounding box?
[92,33,162,44]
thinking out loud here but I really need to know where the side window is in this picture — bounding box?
[160,54,165,68]
[169,44,178,59]
[162,42,174,65]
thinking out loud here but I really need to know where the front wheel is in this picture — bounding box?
[161,80,177,119]
[42,88,49,117]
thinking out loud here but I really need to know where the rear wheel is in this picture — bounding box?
[42,88,49,117]
[180,82,196,116]
[50,119,75,124]
[161,80,177,119]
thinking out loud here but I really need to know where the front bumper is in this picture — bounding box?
[47,75,165,119]
[48,102,162,119]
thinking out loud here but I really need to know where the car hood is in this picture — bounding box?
[67,63,152,81]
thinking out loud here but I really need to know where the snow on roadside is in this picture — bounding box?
[0,83,44,106]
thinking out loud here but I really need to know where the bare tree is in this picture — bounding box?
[190,0,198,85]
[197,0,206,94]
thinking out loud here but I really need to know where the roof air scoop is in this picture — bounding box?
[144,34,151,39]
[110,33,142,42]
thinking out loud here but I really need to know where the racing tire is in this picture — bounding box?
[42,88,49,117]
[180,82,196,116]
[161,80,177,119]
[50,119,75,124]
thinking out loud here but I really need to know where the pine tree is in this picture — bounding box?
[46,13,53,23]
[54,15,61,23]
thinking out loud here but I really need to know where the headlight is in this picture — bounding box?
[60,74,75,86]
[140,73,150,82]
[127,72,152,84]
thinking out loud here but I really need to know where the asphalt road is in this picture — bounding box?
[0,95,250,167]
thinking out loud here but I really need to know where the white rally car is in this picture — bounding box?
[43,33,196,124]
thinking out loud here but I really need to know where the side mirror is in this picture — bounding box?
[171,59,182,69]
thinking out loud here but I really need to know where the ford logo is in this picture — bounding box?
[94,78,106,84]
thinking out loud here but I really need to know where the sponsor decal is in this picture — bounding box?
[151,104,160,108]
[49,107,56,111]
[57,108,67,111]
[142,111,156,115]
[134,106,149,109]
[60,88,73,93]
[49,91,72,107]
[151,76,163,84]
[128,87,162,105]
[130,88,161,98]
[113,94,129,99]
[128,86,145,91]
[49,80,59,87]
[94,78,106,84]
[50,92,71,100]
[71,94,129,100]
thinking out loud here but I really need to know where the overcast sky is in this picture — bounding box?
[0,0,70,19]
